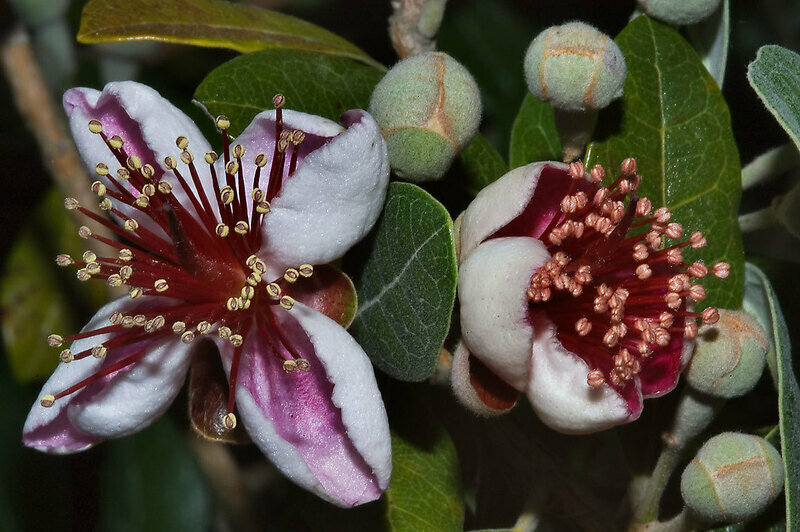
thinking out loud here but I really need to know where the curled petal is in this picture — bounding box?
[225,302,390,507]
[23,297,194,453]
[526,314,639,434]
[262,110,390,270]
[459,236,549,391]
[63,81,215,231]
[459,162,570,261]
[451,342,519,416]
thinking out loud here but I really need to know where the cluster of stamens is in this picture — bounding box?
[42,95,322,429]
[526,158,727,389]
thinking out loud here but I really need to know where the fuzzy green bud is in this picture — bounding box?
[369,52,481,182]
[686,309,769,398]
[681,432,784,523]
[524,22,626,112]
[637,0,722,26]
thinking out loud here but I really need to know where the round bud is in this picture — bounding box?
[637,0,721,26]
[681,432,784,523]
[524,22,626,112]
[369,52,481,182]
[686,309,769,398]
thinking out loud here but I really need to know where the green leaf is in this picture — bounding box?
[585,16,744,309]
[508,94,562,168]
[459,134,509,195]
[0,189,106,383]
[688,0,730,88]
[748,45,800,154]
[100,417,211,532]
[345,183,457,382]
[78,0,379,67]
[386,426,463,532]
[741,262,799,530]
[194,49,384,136]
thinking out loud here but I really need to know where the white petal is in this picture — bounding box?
[459,161,568,261]
[262,110,390,269]
[459,236,549,391]
[526,314,635,434]
[450,342,516,416]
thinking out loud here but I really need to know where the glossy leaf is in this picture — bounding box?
[586,15,744,309]
[77,0,379,67]
[194,49,384,136]
[509,94,562,168]
[0,189,106,383]
[741,263,798,530]
[459,134,509,195]
[748,45,800,153]
[345,183,457,382]
[688,0,730,88]
[386,426,463,532]
[99,417,211,532]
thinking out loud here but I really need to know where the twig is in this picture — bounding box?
[389,0,448,59]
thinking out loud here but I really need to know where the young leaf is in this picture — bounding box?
[508,94,561,168]
[194,49,384,136]
[748,45,800,153]
[345,183,457,382]
[586,15,744,309]
[459,134,509,196]
[78,0,379,67]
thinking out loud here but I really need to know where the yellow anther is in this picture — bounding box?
[109,135,124,149]
[117,168,131,181]
[76,268,90,281]
[229,334,243,347]
[204,151,218,164]
[246,272,262,286]
[296,358,310,371]
[218,326,232,339]
[164,155,177,170]
[245,255,259,267]
[47,334,63,347]
[215,115,230,130]
[91,181,106,196]
[86,262,101,275]
[232,144,244,158]
[197,321,211,334]
[256,201,270,214]
[241,286,255,300]
[124,219,139,231]
[180,150,193,165]
[252,188,264,202]
[56,254,73,267]
[154,279,169,292]
[128,286,143,299]
[142,183,156,197]
[279,296,295,310]
[152,315,166,330]
[215,223,229,238]
[220,186,234,205]
[284,268,299,283]
[266,283,281,298]
[126,155,142,170]
[283,360,298,373]
[241,298,251,310]
[298,264,314,277]
[119,248,133,261]
[64,197,79,210]
[107,274,123,287]
[142,164,155,179]
[82,250,97,263]
[251,258,266,274]
[109,312,123,325]
[158,180,173,194]
[99,198,113,211]
[92,345,107,358]
[234,221,249,234]
[181,330,195,344]
[172,321,186,334]
[254,153,267,167]
[133,314,147,327]
[236,297,245,308]
[88,119,103,134]
[176,136,189,150]
[225,160,239,175]
[40,394,56,407]
[121,315,135,328]
[95,162,109,176]
[135,195,150,208]
[291,130,306,145]
[222,412,237,430]
[59,349,73,363]
[226,297,239,311]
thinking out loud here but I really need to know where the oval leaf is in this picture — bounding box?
[78,0,379,67]
[345,183,458,382]
[509,93,562,168]
[459,134,509,195]
[748,45,800,153]
[194,49,384,136]
[585,15,744,309]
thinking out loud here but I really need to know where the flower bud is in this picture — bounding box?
[523,22,626,112]
[681,432,784,523]
[686,309,769,398]
[637,0,722,26]
[369,52,482,182]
